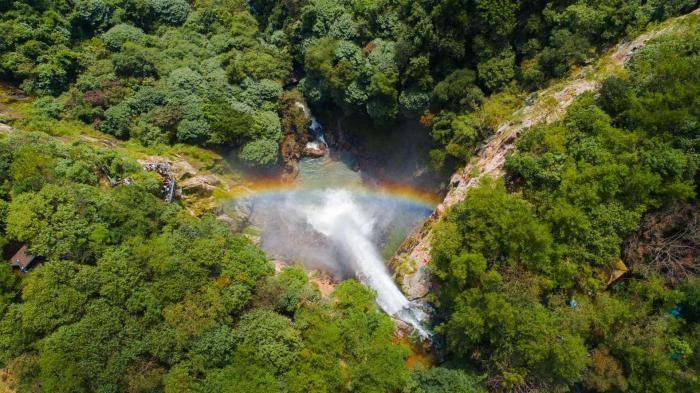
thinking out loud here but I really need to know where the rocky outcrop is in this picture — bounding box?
[390,10,700,301]
[179,173,221,197]
[137,155,235,215]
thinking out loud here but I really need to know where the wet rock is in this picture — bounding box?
[303,143,327,158]
[393,318,412,338]
[281,160,299,182]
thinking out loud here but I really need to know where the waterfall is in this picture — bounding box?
[303,189,431,338]
[238,102,432,338]
[295,101,327,149]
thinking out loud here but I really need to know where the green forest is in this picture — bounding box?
[0,0,699,392]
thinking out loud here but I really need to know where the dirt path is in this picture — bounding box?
[391,8,700,300]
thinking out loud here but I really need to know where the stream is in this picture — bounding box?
[227,106,436,338]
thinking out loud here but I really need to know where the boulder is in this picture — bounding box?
[303,142,327,158]
[170,159,198,181]
[179,174,221,197]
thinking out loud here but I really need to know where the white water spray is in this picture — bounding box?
[303,189,431,338]
[237,103,432,338]
[295,101,327,149]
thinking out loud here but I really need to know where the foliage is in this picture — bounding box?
[102,23,145,52]
[408,367,485,393]
[238,138,279,166]
[0,133,411,392]
[1,2,699,392]
[432,25,700,392]
[1,0,696,174]
[0,0,291,164]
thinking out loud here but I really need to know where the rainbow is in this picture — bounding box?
[226,176,441,209]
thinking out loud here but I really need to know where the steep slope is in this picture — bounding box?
[392,8,700,300]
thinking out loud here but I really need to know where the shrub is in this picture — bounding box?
[239,139,279,166]
[100,103,133,138]
[33,97,64,119]
[102,24,144,51]
[150,0,191,26]
[112,43,158,78]
[176,118,210,144]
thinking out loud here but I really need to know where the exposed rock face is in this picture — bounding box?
[169,159,198,180]
[137,155,232,213]
[392,78,601,300]
[215,213,241,231]
[179,174,221,197]
[390,13,699,300]
[280,134,303,181]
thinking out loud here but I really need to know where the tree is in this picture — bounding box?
[8,144,57,194]
[231,309,302,374]
[20,260,91,336]
[239,139,279,166]
[409,367,485,393]
[432,69,484,111]
[111,42,158,78]
[72,0,114,33]
[477,48,515,92]
[150,0,191,25]
[0,264,17,316]
[102,23,144,51]
[7,185,97,260]
[100,103,133,138]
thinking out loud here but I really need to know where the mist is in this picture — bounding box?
[230,188,432,336]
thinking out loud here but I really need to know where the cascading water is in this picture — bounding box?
[295,102,327,151]
[234,189,432,338]
[231,102,433,338]
[303,190,431,338]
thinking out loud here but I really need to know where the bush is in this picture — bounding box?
[409,367,485,393]
[176,118,210,144]
[238,139,279,166]
[112,43,158,78]
[33,97,64,119]
[100,103,133,138]
[133,121,169,146]
[150,0,191,26]
[102,23,144,51]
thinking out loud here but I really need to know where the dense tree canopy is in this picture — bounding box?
[432,22,700,392]
[2,0,698,171]
[0,133,414,392]
[1,1,699,392]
